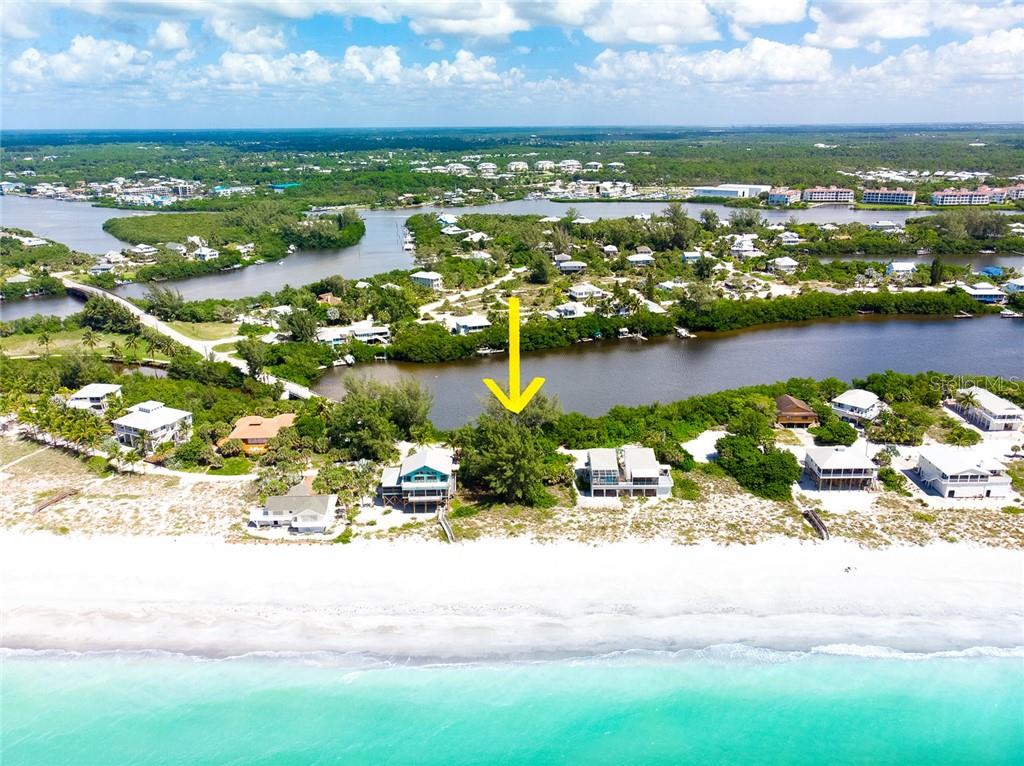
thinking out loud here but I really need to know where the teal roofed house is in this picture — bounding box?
[270,182,301,193]
[379,448,456,513]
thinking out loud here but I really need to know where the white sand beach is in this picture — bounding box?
[2,533,1021,658]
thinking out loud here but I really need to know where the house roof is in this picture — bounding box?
[587,448,618,472]
[227,413,296,442]
[71,383,122,399]
[400,448,453,477]
[771,256,799,267]
[805,446,876,471]
[832,389,880,410]
[265,492,337,515]
[959,387,1024,416]
[776,394,815,416]
[621,447,661,479]
[112,401,191,432]
[919,446,1006,476]
[454,314,491,328]
[412,270,442,280]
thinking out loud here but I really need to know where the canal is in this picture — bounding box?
[312,315,1024,429]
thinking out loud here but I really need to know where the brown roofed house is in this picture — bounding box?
[317,292,343,306]
[776,395,819,428]
[223,413,297,455]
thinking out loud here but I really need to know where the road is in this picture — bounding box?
[62,279,318,400]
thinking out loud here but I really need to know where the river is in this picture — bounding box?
[313,315,1024,429]
[1,196,1020,321]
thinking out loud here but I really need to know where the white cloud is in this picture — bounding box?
[342,45,403,84]
[207,49,333,87]
[581,1,720,44]
[209,19,285,53]
[579,38,833,85]
[8,35,151,86]
[148,20,188,51]
[852,27,1024,85]
[1,0,44,39]
[425,38,445,51]
[418,49,512,86]
[805,1,1024,49]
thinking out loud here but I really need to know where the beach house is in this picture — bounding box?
[379,448,456,513]
[558,260,587,274]
[66,383,122,413]
[549,301,590,319]
[778,231,803,246]
[775,395,819,428]
[586,447,673,498]
[250,478,337,533]
[449,314,492,335]
[223,413,296,455]
[411,271,444,290]
[830,389,882,424]
[568,283,608,301]
[112,401,192,454]
[804,447,878,490]
[915,447,1011,499]
[626,252,655,268]
[769,256,799,274]
[956,281,1005,304]
[953,387,1024,432]
[886,262,916,280]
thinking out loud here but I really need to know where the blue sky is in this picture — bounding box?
[2,1,1022,129]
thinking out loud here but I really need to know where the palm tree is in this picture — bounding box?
[955,390,979,414]
[107,340,122,361]
[81,329,99,352]
[37,331,52,356]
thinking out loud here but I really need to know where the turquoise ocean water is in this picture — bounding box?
[3,647,1022,765]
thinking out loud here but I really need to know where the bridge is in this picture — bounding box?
[63,279,318,400]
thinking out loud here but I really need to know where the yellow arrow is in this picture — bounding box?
[483,296,545,414]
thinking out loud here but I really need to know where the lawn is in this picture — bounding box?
[0,329,171,361]
[168,321,239,341]
[208,456,254,476]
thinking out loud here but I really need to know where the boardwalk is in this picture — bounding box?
[63,279,318,400]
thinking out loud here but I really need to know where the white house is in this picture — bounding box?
[779,231,803,246]
[886,261,916,279]
[129,243,158,257]
[194,246,219,262]
[251,478,337,533]
[769,256,799,274]
[953,387,1024,432]
[411,271,444,290]
[831,389,882,424]
[112,401,192,454]
[568,283,608,301]
[626,252,655,268]
[450,314,492,335]
[550,301,590,319]
[440,225,464,236]
[558,260,587,274]
[916,447,1011,499]
[67,383,122,413]
[804,446,878,490]
[586,447,673,498]
[693,183,771,199]
[507,161,529,172]
[868,220,903,233]
[956,281,1005,304]
[316,321,391,347]
[1003,277,1024,294]
[602,244,619,255]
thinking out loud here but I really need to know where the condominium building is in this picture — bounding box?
[767,188,801,206]
[862,188,917,205]
[930,188,990,205]
[801,186,855,203]
[586,447,673,498]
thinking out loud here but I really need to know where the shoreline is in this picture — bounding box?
[3,533,1021,660]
